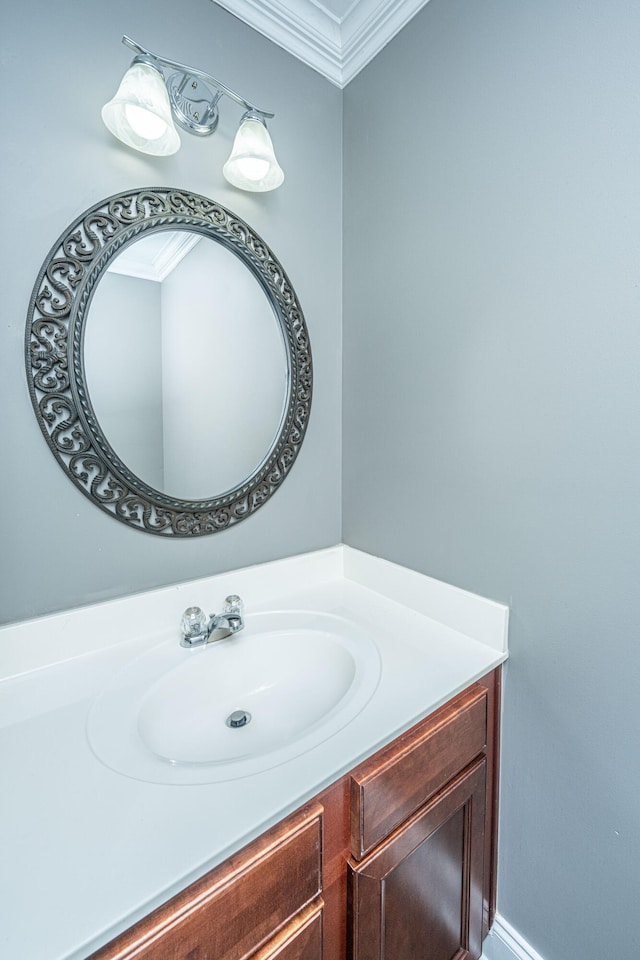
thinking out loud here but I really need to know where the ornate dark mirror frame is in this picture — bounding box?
[25,188,312,537]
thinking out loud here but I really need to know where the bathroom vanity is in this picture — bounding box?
[0,546,508,960]
[87,670,499,960]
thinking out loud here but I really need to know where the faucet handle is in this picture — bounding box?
[222,595,244,633]
[180,606,208,640]
[223,595,244,617]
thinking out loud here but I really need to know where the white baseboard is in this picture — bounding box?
[482,913,546,960]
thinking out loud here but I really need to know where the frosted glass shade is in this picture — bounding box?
[102,61,180,156]
[223,117,284,192]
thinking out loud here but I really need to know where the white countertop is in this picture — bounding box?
[0,546,508,960]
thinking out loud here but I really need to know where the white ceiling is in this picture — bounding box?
[213,0,431,87]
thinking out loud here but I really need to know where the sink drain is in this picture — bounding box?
[226,709,251,729]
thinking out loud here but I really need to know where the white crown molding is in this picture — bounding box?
[340,0,431,84]
[107,233,200,282]
[212,0,432,87]
[214,0,343,85]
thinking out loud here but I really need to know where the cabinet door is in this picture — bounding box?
[349,759,486,960]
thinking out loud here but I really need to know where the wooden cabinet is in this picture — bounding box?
[347,672,500,960]
[88,669,500,960]
[252,903,323,960]
[349,760,486,960]
[349,683,489,859]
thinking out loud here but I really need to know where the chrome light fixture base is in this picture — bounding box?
[165,72,221,136]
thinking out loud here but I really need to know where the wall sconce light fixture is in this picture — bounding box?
[102,36,284,192]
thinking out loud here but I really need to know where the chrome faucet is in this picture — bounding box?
[180,595,244,648]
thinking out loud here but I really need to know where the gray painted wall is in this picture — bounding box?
[161,237,286,497]
[86,272,164,487]
[1,0,342,623]
[343,2,640,958]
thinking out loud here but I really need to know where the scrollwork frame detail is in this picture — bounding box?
[25,188,312,537]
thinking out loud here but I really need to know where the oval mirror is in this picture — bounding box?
[25,188,312,536]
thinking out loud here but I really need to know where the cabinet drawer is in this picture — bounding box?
[350,684,488,858]
[89,802,323,960]
[252,901,323,960]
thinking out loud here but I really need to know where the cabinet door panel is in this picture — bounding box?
[349,760,486,960]
[350,686,488,858]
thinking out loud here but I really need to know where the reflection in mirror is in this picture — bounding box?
[85,231,288,500]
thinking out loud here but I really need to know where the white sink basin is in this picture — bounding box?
[87,611,381,784]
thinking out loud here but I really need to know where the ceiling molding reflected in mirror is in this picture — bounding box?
[25,188,312,537]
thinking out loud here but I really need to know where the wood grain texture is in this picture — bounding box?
[482,666,501,938]
[88,802,323,960]
[314,776,351,960]
[349,759,487,960]
[350,684,488,858]
[251,901,323,960]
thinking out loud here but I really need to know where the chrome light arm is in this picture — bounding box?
[121,35,274,137]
